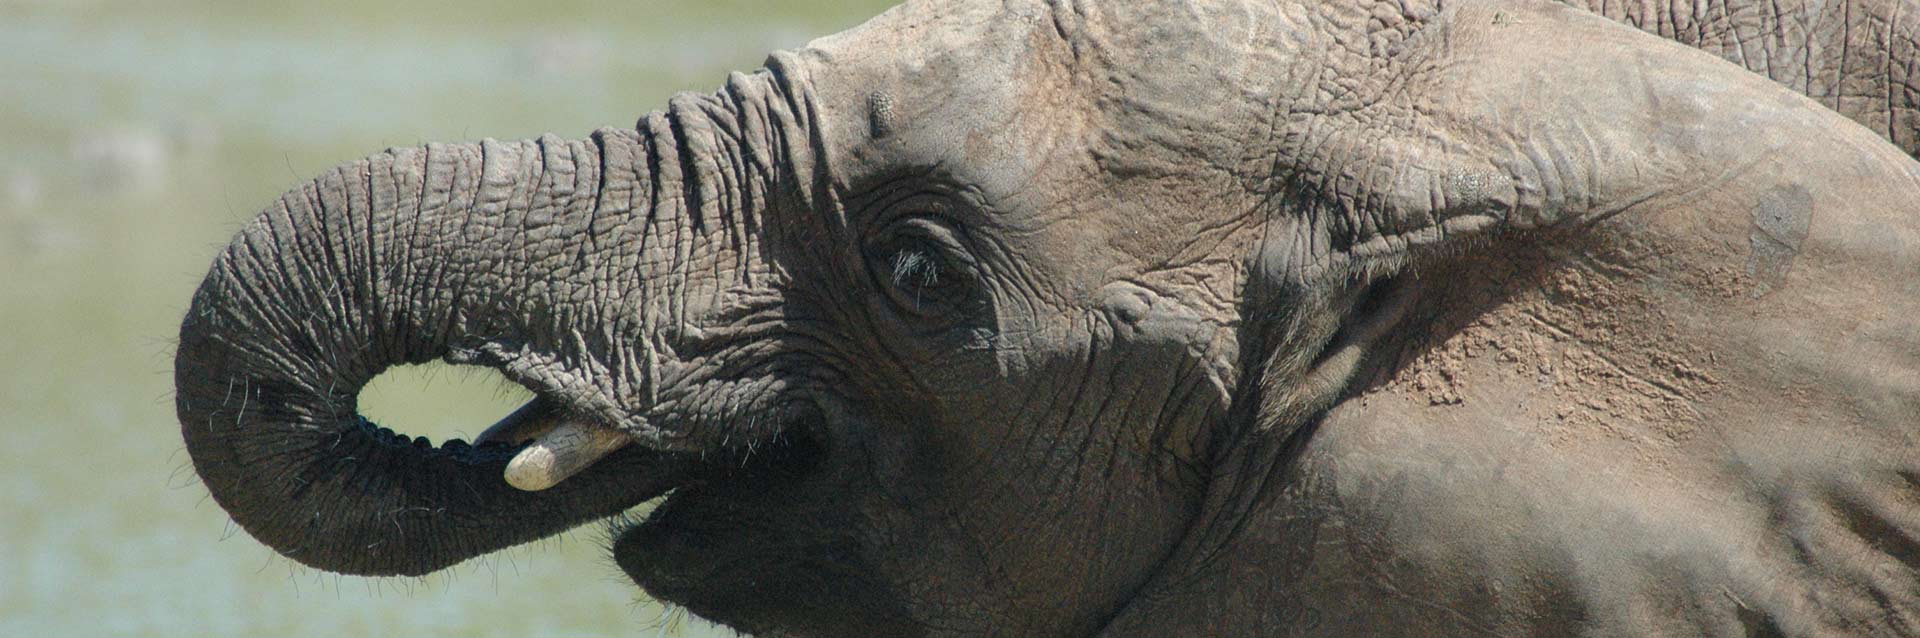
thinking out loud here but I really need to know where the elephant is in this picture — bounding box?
[172,0,1920,635]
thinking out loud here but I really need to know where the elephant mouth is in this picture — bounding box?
[603,404,842,620]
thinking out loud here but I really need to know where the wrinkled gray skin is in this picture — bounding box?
[174,0,1920,635]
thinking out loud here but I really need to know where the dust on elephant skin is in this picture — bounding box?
[172,0,1920,635]
[1746,183,1813,298]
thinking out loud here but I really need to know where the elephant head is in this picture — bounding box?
[176,0,1920,635]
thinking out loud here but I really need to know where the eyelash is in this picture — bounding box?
[867,218,975,317]
[889,249,945,289]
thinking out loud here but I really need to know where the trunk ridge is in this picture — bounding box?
[174,65,812,576]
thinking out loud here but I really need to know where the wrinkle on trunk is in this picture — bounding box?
[174,62,818,576]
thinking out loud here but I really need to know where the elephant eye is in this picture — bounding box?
[867,219,977,317]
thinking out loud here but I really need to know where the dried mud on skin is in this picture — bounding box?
[1368,228,1741,453]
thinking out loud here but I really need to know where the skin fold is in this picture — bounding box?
[173,0,1920,635]
[1561,0,1920,156]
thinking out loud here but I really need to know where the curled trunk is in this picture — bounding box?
[175,67,809,576]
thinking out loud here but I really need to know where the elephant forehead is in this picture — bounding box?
[803,0,1052,68]
[798,0,1092,184]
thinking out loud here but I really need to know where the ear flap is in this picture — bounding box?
[1236,0,1920,438]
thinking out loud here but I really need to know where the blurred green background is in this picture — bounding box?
[0,1,894,635]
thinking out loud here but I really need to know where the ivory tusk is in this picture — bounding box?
[504,421,633,491]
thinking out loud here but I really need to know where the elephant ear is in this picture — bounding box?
[1235,0,1920,438]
